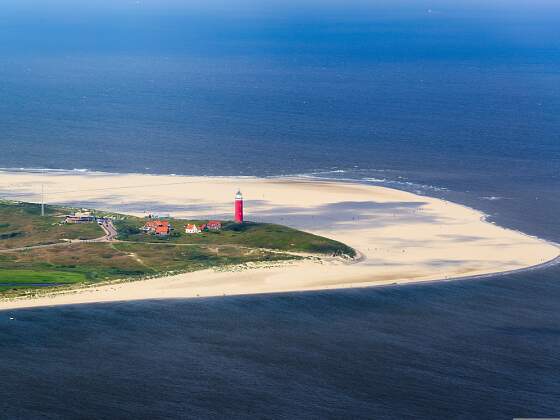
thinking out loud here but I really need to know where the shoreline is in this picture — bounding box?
[0,171,558,311]
[1,251,559,312]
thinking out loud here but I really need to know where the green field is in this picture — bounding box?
[0,269,86,284]
[0,269,87,294]
[0,200,355,297]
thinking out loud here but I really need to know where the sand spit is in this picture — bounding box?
[0,171,558,310]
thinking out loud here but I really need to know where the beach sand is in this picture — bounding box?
[0,170,558,310]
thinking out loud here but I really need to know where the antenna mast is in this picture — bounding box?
[41,184,45,216]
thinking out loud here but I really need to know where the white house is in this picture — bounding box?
[185,224,201,234]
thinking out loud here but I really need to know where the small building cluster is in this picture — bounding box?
[185,221,222,234]
[65,211,110,225]
[65,211,96,224]
[142,220,171,236]
[140,190,241,237]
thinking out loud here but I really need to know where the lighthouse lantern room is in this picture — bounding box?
[235,190,244,223]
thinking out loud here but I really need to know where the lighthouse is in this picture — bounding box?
[234,190,244,223]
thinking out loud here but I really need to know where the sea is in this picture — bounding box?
[1,1,560,418]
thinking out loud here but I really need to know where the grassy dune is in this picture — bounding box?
[0,201,355,297]
[115,218,355,257]
[0,201,103,249]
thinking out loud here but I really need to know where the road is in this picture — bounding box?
[97,220,118,242]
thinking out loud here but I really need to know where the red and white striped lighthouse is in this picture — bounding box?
[234,190,244,223]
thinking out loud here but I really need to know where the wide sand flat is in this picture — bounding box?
[0,170,558,310]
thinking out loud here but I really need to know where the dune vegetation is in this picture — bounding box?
[0,201,355,297]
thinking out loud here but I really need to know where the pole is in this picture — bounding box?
[41,184,45,216]
[41,168,46,217]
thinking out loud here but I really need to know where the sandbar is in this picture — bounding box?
[0,170,558,310]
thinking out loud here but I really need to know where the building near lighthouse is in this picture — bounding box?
[235,190,244,223]
[207,221,222,231]
[185,224,201,234]
[142,220,171,236]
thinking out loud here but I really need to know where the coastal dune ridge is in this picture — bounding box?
[0,170,558,310]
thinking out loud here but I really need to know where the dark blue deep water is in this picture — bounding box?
[2,270,560,419]
[1,1,560,418]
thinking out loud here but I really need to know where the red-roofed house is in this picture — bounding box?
[207,221,222,231]
[155,225,169,236]
[143,220,170,236]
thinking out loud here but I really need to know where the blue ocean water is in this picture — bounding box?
[1,1,560,418]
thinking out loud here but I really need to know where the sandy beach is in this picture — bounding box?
[0,170,558,310]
